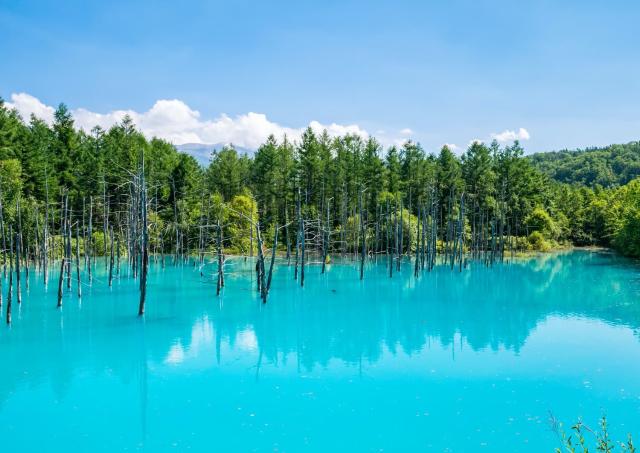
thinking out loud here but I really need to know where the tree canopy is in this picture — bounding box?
[0,97,639,258]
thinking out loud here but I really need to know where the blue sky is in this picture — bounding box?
[2,0,640,153]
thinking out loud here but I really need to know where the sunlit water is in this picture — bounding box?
[1,250,640,452]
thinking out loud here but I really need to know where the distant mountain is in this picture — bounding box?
[176,143,256,166]
[528,141,640,187]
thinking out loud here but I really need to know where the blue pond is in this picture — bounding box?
[1,250,640,452]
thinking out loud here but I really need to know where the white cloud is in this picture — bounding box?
[6,93,55,124]
[4,93,534,154]
[308,120,368,140]
[443,143,459,152]
[490,127,530,143]
[6,92,373,149]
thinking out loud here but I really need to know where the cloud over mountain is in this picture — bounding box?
[5,93,531,154]
[5,92,370,149]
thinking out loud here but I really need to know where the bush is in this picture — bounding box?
[528,231,551,252]
[551,415,635,452]
[226,193,258,254]
[525,206,561,240]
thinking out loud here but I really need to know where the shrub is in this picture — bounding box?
[528,231,551,252]
[525,206,561,240]
[551,415,635,452]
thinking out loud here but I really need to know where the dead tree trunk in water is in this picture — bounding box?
[358,189,366,280]
[16,199,22,305]
[321,201,330,274]
[65,200,72,290]
[0,191,6,279]
[171,179,179,265]
[15,231,21,305]
[82,197,87,270]
[138,168,149,316]
[0,241,3,308]
[102,177,108,266]
[43,167,50,284]
[57,193,67,308]
[249,202,254,259]
[398,198,403,271]
[294,189,300,281]
[108,227,114,287]
[300,218,306,288]
[285,201,291,264]
[75,222,82,298]
[87,197,93,283]
[6,231,13,323]
[7,231,13,324]
[255,223,266,297]
[264,224,278,303]
[458,193,465,272]
[216,221,224,296]
[116,230,121,275]
[386,200,392,278]
[414,204,421,278]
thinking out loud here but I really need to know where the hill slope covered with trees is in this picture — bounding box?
[528,141,640,187]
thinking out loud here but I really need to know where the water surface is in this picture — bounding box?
[1,250,640,452]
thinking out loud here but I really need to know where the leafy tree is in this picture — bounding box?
[400,140,427,204]
[51,104,79,194]
[0,96,639,258]
[437,144,463,196]
[462,141,495,212]
[297,127,321,205]
[361,137,385,213]
[252,135,279,224]
[525,206,560,240]
[0,100,28,162]
[207,145,247,200]
[21,116,52,199]
[0,159,23,221]
[226,192,258,254]
[385,146,401,194]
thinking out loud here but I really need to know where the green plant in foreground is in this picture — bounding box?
[551,414,636,452]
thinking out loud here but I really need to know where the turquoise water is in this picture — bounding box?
[1,250,640,452]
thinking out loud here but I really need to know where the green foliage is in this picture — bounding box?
[207,145,250,201]
[437,144,463,197]
[90,231,109,257]
[525,206,560,240]
[0,158,23,218]
[530,141,640,187]
[1,96,640,257]
[553,415,636,453]
[608,179,640,256]
[462,141,495,210]
[614,209,640,257]
[226,192,258,254]
[383,145,401,194]
[528,231,552,252]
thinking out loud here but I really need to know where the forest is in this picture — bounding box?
[0,98,639,269]
[529,141,640,187]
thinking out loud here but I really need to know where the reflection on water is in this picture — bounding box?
[1,250,640,452]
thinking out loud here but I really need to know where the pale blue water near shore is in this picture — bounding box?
[1,250,640,452]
